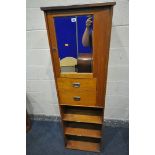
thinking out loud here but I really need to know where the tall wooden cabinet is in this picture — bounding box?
[41,2,116,152]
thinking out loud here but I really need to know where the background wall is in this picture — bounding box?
[26,0,129,120]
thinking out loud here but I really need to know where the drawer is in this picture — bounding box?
[57,78,96,92]
[59,91,96,106]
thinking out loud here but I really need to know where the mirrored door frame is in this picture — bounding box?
[46,11,95,79]
[45,7,113,81]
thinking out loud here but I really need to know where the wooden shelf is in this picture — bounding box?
[63,113,102,124]
[65,127,101,138]
[61,104,103,109]
[66,140,100,152]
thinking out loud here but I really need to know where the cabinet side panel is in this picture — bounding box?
[93,7,113,107]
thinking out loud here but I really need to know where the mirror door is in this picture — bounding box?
[54,15,94,73]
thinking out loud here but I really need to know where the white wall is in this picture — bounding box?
[26,0,129,120]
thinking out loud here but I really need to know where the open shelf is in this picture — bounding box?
[63,114,102,124]
[66,135,101,152]
[62,106,103,124]
[62,106,103,151]
[65,127,101,138]
[66,140,100,152]
[61,104,103,109]
[64,122,102,138]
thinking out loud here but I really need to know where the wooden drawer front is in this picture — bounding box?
[57,78,96,92]
[59,91,96,106]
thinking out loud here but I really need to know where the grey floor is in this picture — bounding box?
[26,120,129,155]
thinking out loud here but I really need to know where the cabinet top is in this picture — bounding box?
[40,1,116,12]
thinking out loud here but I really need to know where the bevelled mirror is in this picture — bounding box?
[54,15,94,73]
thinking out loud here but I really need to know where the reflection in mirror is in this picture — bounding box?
[54,15,93,73]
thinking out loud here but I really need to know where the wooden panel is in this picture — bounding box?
[57,78,96,91]
[93,8,113,107]
[63,114,102,124]
[52,12,94,17]
[61,104,103,108]
[59,91,96,106]
[66,140,100,152]
[60,73,93,78]
[46,14,61,77]
[41,2,116,11]
[65,127,101,138]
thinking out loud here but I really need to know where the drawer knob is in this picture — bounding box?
[73,96,81,101]
[72,82,80,88]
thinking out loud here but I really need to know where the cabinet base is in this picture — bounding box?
[66,140,101,152]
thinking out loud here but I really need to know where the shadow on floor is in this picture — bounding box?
[26,120,129,155]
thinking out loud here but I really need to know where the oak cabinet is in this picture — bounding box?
[41,2,116,152]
